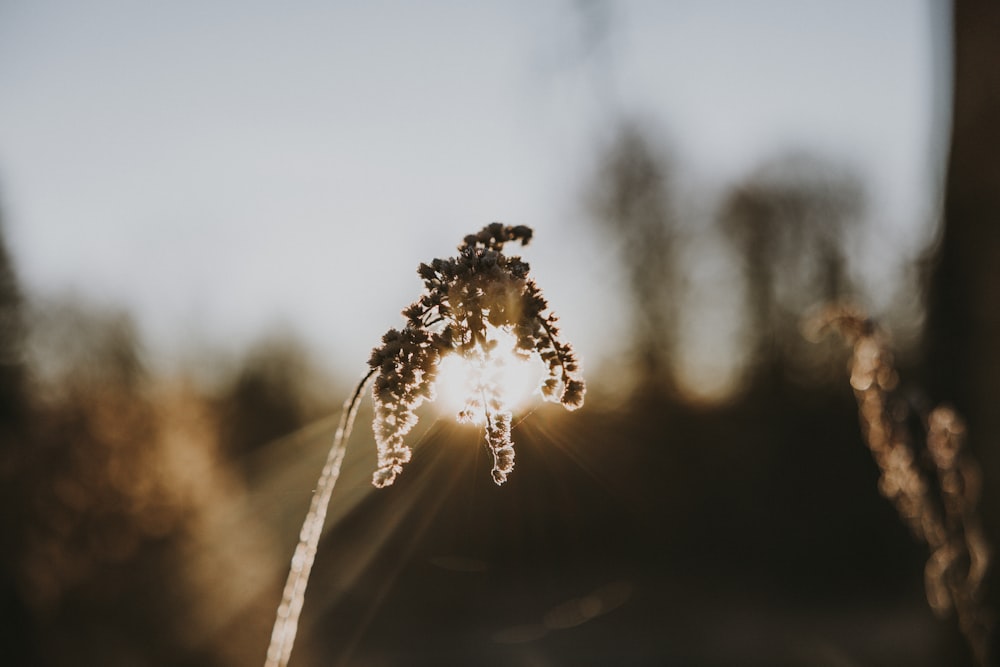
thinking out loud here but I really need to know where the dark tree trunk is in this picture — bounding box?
[925,0,1000,660]
[926,0,1000,480]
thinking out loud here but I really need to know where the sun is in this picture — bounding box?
[433,327,545,422]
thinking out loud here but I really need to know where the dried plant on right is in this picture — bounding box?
[807,305,993,666]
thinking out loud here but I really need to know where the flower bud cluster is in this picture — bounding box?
[367,223,585,487]
[486,411,514,485]
[368,326,442,487]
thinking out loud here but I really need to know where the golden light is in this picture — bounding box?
[433,327,545,421]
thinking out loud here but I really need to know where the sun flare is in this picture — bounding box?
[433,327,545,421]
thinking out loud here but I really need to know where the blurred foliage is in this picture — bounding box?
[216,331,330,462]
[589,122,680,396]
[720,152,866,389]
[0,257,331,664]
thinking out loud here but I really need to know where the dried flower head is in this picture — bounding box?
[266,223,586,667]
[367,222,585,487]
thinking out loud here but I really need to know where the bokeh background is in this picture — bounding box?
[1,1,998,665]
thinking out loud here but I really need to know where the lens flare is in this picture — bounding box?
[433,327,544,421]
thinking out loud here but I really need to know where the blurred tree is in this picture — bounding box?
[3,297,279,666]
[0,205,27,433]
[217,332,322,460]
[721,154,864,385]
[590,122,680,396]
[0,207,31,666]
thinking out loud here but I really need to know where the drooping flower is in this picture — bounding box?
[368,223,585,487]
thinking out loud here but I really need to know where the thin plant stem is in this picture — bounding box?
[264,224,584,665]
[264,369,375,667]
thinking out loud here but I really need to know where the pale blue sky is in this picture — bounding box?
[0,1,948,390]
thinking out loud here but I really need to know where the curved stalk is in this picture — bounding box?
[264,369,375,667]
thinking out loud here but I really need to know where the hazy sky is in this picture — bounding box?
[0,1,948,389]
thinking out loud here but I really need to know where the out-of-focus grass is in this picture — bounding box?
[0,300,333,666]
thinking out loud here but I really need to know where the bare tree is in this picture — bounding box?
[590,122,680,395]
[721,154,864,383]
